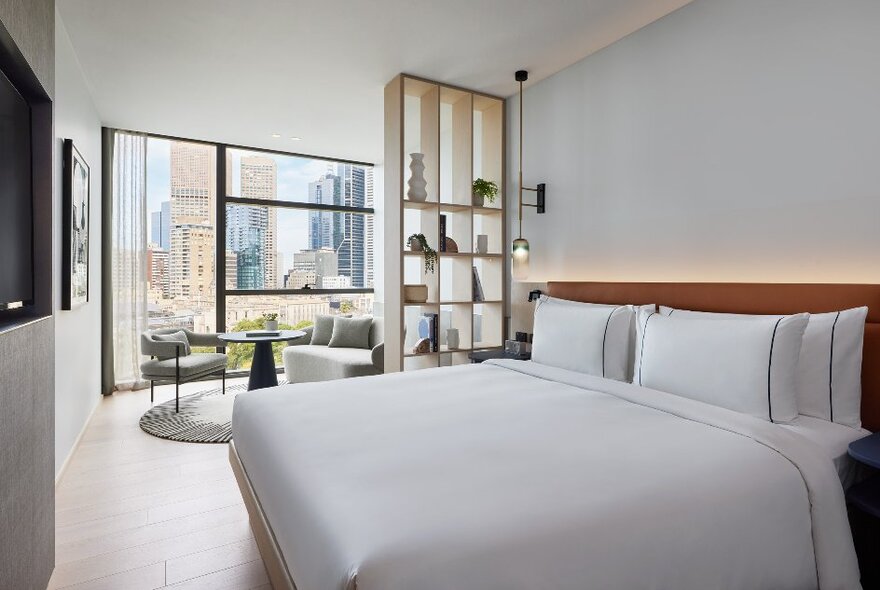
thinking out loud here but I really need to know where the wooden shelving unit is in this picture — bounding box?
[384,74,507,372]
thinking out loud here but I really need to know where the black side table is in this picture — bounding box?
[847,432,880,588]
[468,349,531,364]
[218,330,306,390]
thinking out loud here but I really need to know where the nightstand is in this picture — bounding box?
[468,349,531,364]
[847,432,880,588]
[849,433,880,518]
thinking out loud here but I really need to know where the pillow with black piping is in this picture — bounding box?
[658,305,867,428]
[531,296,634,381]
[635,308,808,423]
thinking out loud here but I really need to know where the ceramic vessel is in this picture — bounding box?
[265,320,278,331]
[446,328,460,349]
[472,192,484,207]
[476,234,488,254]
[407,153,428,202]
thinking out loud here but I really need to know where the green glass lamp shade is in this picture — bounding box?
[511,238,530,281]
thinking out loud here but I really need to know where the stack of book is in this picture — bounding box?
[418,312,439,352]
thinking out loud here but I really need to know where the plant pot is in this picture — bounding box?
[404,284,429,303]
[409,240,423,252]
[472,192,485,207]
[265,320,278,331]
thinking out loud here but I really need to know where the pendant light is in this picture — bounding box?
[512,70,545,281]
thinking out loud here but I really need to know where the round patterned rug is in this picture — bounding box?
[139,380,287,443]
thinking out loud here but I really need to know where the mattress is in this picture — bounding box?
[232,360,861,590]
[781,415,870,489]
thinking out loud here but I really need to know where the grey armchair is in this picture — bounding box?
[140,328,227,412]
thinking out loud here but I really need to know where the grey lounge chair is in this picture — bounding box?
[140,328,227,412]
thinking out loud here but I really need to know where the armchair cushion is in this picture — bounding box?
[283,346,380,384]
[140,353,227,380]
[153,331,191,358]
[328,316,372,349]
[310,315,335,346]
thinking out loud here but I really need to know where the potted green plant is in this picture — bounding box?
[262,312,279,331]
[472,178,499,207]
[406,233,437,273]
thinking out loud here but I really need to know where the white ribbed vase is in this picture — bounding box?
[407,153,428,202]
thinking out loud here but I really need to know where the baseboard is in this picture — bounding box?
[54,396,101,487]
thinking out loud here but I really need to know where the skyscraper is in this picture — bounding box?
[308,174,338,250]
[335,163,365,288]
[240,156,278,288]
[150,200,171,251]
[364,168,374,288]
[150,211,161,247]
[169,224,214,299]
[169,143,215,226]
[147,246,170,297]
[226,205,267,289]
[225,250,238,290]
[169,142,215,298]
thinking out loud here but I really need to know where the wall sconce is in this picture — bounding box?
[513,70,546,281]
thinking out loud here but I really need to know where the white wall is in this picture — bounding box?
[507,0,880,319]
[53,10,102,477]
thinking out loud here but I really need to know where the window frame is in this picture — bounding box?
[134,129,375,338]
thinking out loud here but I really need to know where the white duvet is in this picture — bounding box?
[232,360,861,590]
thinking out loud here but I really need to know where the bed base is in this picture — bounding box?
[229,440,299,590]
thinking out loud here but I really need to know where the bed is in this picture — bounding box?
[230,282,880,590]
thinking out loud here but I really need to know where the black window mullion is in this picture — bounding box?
[224,195,374,216]
[216,144,227,336]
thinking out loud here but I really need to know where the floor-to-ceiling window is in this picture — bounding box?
[142,135,374,372]
[146,138,218,333]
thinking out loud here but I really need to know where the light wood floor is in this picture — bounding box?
[49,377,270,590]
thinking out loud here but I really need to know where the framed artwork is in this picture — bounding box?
[62,139,90,309]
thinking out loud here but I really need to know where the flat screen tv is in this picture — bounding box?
[0,66,33,310]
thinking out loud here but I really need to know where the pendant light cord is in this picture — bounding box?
[518,78,523,240]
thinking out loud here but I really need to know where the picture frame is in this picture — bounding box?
[62,139,90,310]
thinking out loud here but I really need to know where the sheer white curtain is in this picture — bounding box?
[110,131,148,390]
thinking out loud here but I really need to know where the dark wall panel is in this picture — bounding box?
[0,0,53,97]
[0,1,55,588]
[0,318,55,589]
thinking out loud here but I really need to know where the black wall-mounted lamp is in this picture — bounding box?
[512,70,547,281]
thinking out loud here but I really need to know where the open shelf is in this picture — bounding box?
[403,199,438,210]
[387,74,506,372]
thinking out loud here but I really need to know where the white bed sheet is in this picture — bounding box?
[232,360,861,590]
[781,415,870,489]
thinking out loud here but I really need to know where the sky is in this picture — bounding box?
[145,137,340,262]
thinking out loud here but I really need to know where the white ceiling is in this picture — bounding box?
[57,0,692,164]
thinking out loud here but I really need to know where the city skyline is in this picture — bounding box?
[144,137,375,336]
[147,138,336,257]
[148,139,372,287]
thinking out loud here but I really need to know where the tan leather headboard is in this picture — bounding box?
[547,282,880,431]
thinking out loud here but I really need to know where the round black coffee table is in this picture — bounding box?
[218,330,306,390]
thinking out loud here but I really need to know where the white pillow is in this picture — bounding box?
[636,309,809,423]
[659,306,867,428]
[532,296,635,381]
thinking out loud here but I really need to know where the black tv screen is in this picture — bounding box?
[0,67,32,309]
